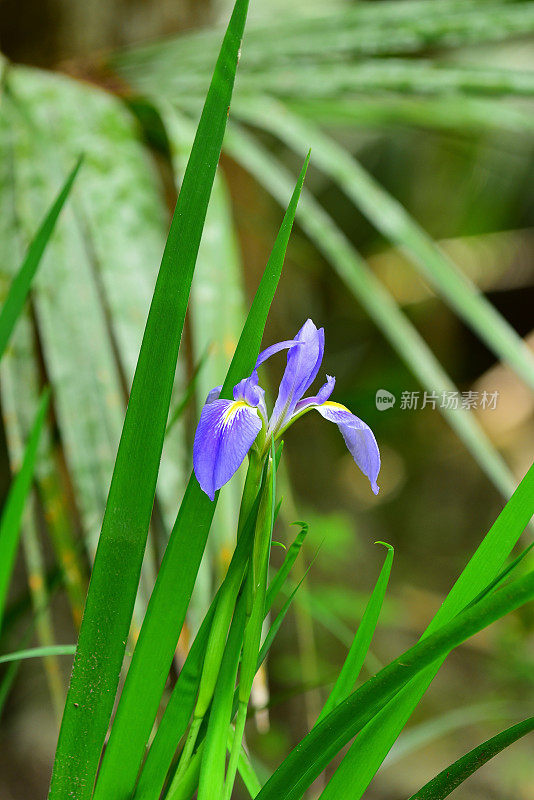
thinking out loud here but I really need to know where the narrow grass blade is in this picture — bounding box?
[259,553,316,669]
[20,494,65,721]
[134,474,271,799]
[133,526,253,800]
[94,150,310,800]
[233,98,534,392]
[317,542,394,724]
[0,157,82,361]
[319,462,534,800]
[195,597,247,800]
[407,717,534,800]
[0,390,49,629]
[0,645,76,666]
[221,122,517,498]
[285,96,534,136]
[223,440,277,800]
[0,659,19,718]
[163,106,248,623]
[227,727,263,797]
[467,541,534,610]
[141,541,309,800]
[256,565,534,800]
[113,2,534,97]
[49,3,250,796]
[265,522,308,612]
[383,702,509,768]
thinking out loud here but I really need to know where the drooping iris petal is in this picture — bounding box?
[315,401,380,494]
[193,399,262,501]
[270,319,325,431]
[294,375,336,414]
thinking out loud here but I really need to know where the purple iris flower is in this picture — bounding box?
[193,320,380,500]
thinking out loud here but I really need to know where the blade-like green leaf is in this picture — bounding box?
[0,645,76,666]
[48,2,250,796]
[319,462,534,800]
[227,727,263,798]
[316,542,394,723]
[265,522,309,611]
[113,2,534,99]
[223,440,277,800]
[133,479,262,800]
[134,467,306,800]
[194,597,247,800]
[232,97,534,392]
[466,541,534,610]
[383,702,509,768]
[0,390,49,629]
[407,716,534,800]
[286,95,534,135]
[0,157,82,361]
[255,564,534,800]
[95,151,310,800]
[258,552,317,668]
[2,73,165,623]
[163,105,248,628]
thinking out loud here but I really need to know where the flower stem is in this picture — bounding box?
[224,453,275,799]
[168,714,202,793]
[223,700,248,800]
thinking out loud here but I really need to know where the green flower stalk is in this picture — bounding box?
[223,444,276,800]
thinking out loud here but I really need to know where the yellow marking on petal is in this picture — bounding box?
[223,399,252,426]
[322,401,349,412]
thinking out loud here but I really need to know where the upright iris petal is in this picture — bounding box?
[269,319,325,432]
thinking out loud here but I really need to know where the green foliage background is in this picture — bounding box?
[0,1,533,797]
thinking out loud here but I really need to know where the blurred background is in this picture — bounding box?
[0,0,533,797]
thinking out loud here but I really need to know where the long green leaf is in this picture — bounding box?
[0,645,76,666]
[94,151,310,799]
[0,390,49,629]
[195,596,247,800]
[164,106,248,627]
[134,467,306,800]
[407,716,534,800]
[255,564,534,800]
[265,522,308,612]
[48,2,250,796]
[319,462,534,800]
[0,157,81,361]
[316,542,394,723]
[113,2,534,97]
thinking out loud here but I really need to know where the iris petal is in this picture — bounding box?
[270,319,325,430]
[294,375,336,414]
[205,385,222,404]
[193,398,262,500]
[233,370,265,408]
[255,339,302,368]
[315,401,380,494]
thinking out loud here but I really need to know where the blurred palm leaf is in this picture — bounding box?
[111,0,534,499]
[0,65,187,623]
